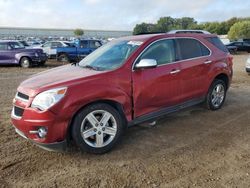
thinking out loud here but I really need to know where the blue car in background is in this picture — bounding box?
[56,39,102,62]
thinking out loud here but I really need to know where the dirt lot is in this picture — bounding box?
[0,55,250,188]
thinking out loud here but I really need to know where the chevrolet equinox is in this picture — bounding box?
[11,31,233,154]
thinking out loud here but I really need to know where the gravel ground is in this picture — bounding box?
[0,55,250,188]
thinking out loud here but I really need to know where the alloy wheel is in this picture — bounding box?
[211,83,225,108]
[80,110,117,148]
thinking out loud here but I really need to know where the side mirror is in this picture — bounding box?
[135,59,157,69]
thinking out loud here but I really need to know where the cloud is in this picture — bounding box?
[0,0,249,30]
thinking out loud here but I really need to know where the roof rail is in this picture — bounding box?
[167,30,211,34]
[134,32,165,35]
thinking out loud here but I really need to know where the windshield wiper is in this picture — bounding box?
[82,65,100,71]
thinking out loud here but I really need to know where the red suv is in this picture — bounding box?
[11,31,233,153]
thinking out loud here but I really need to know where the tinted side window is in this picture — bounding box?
[176,38,208,60]
[139,39,175,65]
[90,41,101,48]
[200,44,210,56]
[80,41,88,48]
[52,42,63,47]
[233,42,242,46]
[243,42,250,46]
[206,37,228,52]
[0,43,7,50]
[243,39,250,43]
[43,42,51,48]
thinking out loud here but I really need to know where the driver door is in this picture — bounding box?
[132,39,181,117]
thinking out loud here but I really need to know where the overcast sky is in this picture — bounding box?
[0,0,249,31]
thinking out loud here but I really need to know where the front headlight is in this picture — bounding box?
[31,87,67,111]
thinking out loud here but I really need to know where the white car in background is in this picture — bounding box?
[246,56,250,74]
[33,41,75,59]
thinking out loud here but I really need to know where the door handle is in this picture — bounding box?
[204,60,212,64]
[170,69,181,74]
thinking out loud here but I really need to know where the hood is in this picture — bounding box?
[18,65,105,96]
[16,48,43,53]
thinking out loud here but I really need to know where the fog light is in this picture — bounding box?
[29,127,48,138]
[38,127,47,138]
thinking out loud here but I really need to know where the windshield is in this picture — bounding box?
[79,40,142,71]
[9,42,25,49]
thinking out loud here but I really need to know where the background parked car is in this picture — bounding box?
[0,40,47,68]
[246,56,250,74]
[56,39,102,62]
[226,41,250,53]
[33,41,75,59]
[27,41,43,47]
[18,40,30,48]
[226,45,237,54]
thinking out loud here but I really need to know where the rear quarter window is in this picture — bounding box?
[206,37,228,53]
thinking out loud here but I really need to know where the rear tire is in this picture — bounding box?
[20,57,31,68]
[58,53,69,63]
[206,79,227,111]
[71,103,125,154]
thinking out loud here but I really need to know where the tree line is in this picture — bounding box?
[133,17,250,40]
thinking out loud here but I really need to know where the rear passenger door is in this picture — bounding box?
[175,38,211,102]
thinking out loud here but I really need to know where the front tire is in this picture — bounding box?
[72,103,125,154]
[20,57,31,68]
[39,61,46,66]
[57,53,69,63]
[206,79,227,110]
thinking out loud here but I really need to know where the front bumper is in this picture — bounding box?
[11,94,69,152]
[31,53,47,63]
[14,126,67,152]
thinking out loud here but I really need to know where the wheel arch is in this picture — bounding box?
[19,56,32,65]
[214,73,229,90]
[57,52,70,62]
[57,52,68,56]
[66,99,128,141]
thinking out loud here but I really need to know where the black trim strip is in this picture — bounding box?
[128,97,205,127]
[17,92,29,100]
